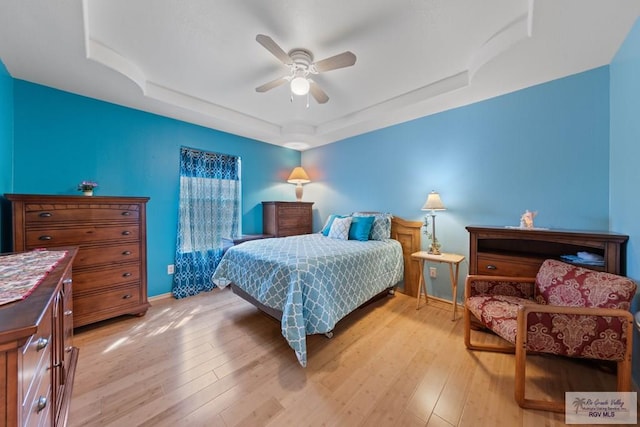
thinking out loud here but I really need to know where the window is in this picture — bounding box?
[173,147,241,298]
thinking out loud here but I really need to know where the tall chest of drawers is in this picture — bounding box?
[5,194,150,327]
[262,201,313,237]
[0,247,78,427]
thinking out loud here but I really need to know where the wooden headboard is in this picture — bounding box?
[391,216,423,297]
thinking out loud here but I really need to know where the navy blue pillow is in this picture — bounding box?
[348,216,375,241]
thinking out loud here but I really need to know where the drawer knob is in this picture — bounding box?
[36,396,47,413]
[121,211,131,216]
[122,250,132,255]
[39,212,52,218]
[123,272,132,277]
[64,309,73,316]
[122,230,131,236]
[122,294,132,299]
[39,235,52,241]
[486,265,497,270]
[36,337,49,351]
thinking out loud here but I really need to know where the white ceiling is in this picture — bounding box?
[0,1,638,151]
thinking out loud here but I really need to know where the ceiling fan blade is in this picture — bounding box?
[256,34,293,65]
[309,81,329,104]
[313,51,356,73]
[256,76,289,92]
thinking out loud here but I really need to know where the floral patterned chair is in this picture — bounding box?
[464,259,636,412]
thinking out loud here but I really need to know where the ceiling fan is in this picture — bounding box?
[255,34,357,105]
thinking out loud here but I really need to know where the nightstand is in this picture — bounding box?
[222,234,273,253]
[262,201,313,237]
[411,251,465,320]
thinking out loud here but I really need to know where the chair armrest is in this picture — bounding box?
[517,304,634,361]
[465,274,536,299]
[519,304,633,319]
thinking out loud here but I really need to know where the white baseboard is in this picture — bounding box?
[148,292,173,302]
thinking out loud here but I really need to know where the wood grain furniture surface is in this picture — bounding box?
[411,251,465,319]
[5,194,151,328]
[389,217,423,297]
[262,201,313,237]
[466,225,628,277]
[0,247,78,427]
[222,234,273,245]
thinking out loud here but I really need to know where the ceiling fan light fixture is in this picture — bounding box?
[290,76,310,96]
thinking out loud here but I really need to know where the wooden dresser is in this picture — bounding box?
[0,247,78,427]
[262,201,313,237]
[466,226,628,276]
[5,194,150,327]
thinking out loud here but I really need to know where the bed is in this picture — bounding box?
[211,215,422,366]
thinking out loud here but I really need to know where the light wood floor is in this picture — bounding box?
[69,288,625,427]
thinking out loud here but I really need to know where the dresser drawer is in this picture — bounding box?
[24,205,140,224]
[277,226,312,237]
[25,225,139,247]
[277,213,311,229]
[21,302,53,408]
[22,368,51,427]
[277,206,311,223]
[73,285,142,319]
[73,264,141,293]
[477,253,542,277]
[73,243,140,268]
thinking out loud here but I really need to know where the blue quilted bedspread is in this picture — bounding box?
[211,234,404,366]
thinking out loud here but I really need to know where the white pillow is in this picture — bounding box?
[328,216,352,240]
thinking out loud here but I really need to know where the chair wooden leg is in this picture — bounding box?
[514,343,565,412]
[617,358,632,391]
[514,336,526,407]
[464,305,472,349]
[464,306,515,353]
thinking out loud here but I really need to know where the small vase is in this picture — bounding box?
[83,190,93,196]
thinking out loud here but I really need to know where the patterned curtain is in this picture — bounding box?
[172,147,241,298]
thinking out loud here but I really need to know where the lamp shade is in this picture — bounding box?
[287,167,310,184]
[421,191,446,211]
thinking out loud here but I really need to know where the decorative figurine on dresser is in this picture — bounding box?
[5,194,150,328]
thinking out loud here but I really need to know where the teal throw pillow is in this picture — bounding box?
[348,216,375,241]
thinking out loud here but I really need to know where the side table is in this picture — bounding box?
[411,251,465,320]
[222,234,273,253]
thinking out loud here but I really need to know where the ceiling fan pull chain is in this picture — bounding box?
[306,92,310,109]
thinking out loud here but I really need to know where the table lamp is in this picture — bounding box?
[421,190,446,254]
[287,167,310,201]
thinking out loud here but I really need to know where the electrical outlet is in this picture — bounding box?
[167,264,174,275]
[429,267,437,278]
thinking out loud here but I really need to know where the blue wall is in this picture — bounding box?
[0,60,14,250]
[303,67,611,300]
[610,17,640,388]
[11,81,301,297]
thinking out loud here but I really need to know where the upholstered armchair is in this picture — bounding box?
[464,259,636,412]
